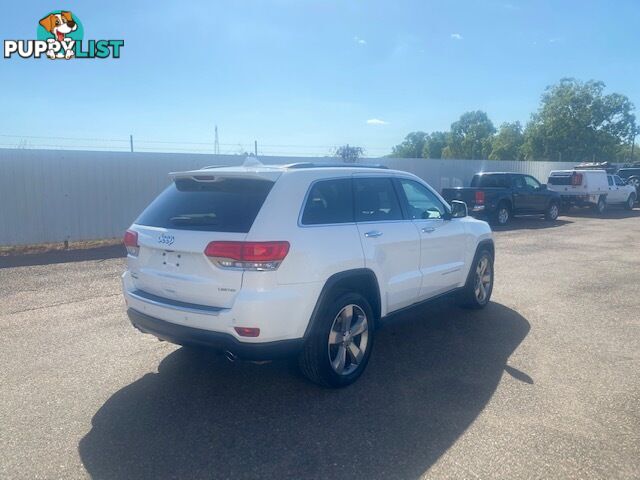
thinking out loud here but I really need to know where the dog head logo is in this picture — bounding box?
[39,12,77,42]
[37,11,83,59]
[3,11,123,60]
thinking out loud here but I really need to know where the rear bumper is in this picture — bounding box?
[128,308,305,360]
[122,270,322,343]
[558,194,600,205]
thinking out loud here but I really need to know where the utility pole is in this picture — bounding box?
[130,134,133,153]
[254,140,258,157]
[214,125,220,155]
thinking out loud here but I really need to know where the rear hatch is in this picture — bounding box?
[129,173,277,309]
[548,171,584,194]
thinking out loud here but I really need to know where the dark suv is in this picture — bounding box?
[616,164,640,197]
[441,172,562,226]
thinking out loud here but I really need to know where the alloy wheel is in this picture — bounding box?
[474,256,492,304]
[328,304,369,376]
[498,207,509,225]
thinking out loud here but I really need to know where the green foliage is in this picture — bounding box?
[448,111,496,159]
[522,78,637,162]
[391,131,428,158]
[423,131,449,159]
[389,78,637,162]
[335,144,363,163]
[489,122,525,160]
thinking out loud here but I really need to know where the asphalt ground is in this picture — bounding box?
[1,209,639,479]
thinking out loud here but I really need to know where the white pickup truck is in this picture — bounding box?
[548,169,609,213]
[547,169,636,212]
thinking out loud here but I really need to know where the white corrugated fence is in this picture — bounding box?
[0,148,577,245]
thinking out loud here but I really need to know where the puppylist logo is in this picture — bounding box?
[4,11,124,60]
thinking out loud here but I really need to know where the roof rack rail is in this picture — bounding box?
[200,165,230,170]
[284,162,388,170]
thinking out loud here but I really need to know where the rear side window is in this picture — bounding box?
[354,177,403,222]
[136,177,274,233]
[301,179,354,225]
[607,176,614,186]
[471,175,509,188]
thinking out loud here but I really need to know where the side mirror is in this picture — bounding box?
[450,200,467,219]
[539,184,547,190]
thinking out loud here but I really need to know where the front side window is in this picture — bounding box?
[301,178,354,225]
[524,176,541,189]
[399,179,446,219]
[614,176,626,186]
[354,177,403,222]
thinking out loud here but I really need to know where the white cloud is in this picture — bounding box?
[366,118,389,125]
[354,36,366,45]
[450,33,463,40]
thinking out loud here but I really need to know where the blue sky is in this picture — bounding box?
[2,0,640,156]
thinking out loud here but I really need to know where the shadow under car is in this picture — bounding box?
[79,300,530,479]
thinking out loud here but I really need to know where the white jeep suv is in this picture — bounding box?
[122,162,494,387]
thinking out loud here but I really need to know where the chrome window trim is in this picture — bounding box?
[297,173,448,228]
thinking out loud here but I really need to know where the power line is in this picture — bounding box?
[0,133,390,150]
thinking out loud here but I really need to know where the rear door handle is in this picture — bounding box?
[364,230,383,238]
[421,227,435,233]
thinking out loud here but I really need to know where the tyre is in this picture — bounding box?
[594,196,606,214]
[493,202,511,226]
[545,201,560,221]
[458,248,494,309]
[628,176,640,190]
[298,292,375,388]
[625,194,636,211]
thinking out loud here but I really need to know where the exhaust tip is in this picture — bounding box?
[224,350,238,363]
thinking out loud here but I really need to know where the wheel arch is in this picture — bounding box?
[462,238,495,288]
[303,268,382,338]
[497,197,512,210]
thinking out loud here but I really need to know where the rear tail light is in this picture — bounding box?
[234,327,260,337]
[205,241,290,271]
[123,230,139,256]
[475,190,485,205]
[571,173,583,186]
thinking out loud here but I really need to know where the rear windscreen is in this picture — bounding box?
[548,174,572,185]
[471,175,510,188]
[135,177,274,233]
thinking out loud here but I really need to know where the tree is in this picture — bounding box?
[489,122,525,160]
[447,111,496,159]
[335,144,363,163]
[391,131,428,158]
[423,131,449,159]
[522,78,637,162]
